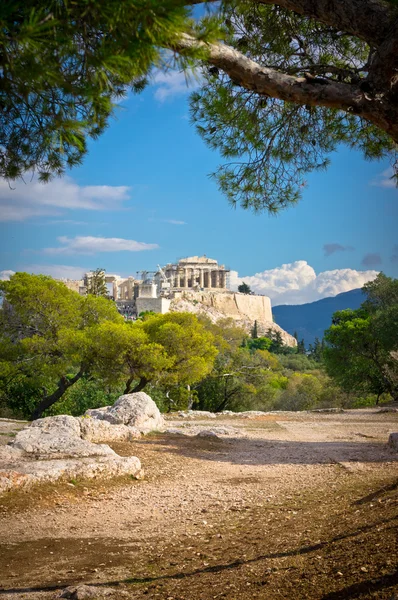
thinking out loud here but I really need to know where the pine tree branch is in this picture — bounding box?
[173,33,398,142]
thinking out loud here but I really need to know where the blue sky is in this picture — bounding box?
[0,72,397,304]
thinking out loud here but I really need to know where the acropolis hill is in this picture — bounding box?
[62,255,296,347]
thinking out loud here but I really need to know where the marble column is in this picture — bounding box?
[184,268,189,288]
[199,269,204,288]
[207,270,212,288]
[215,271,220,288]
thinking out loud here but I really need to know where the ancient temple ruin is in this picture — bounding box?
[161,256,229,290]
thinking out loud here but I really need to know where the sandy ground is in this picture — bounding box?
[0,409,397,599]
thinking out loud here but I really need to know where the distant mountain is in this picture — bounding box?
[272,289,365,346]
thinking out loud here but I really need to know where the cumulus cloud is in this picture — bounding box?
[361,253,382,267]
[323,243,354,257]
[152,69,201,102]
[0,176,131,222]
[229,260,379,305]
[42,236,159,255]
[370,167,397,189]
[0,270,15,281]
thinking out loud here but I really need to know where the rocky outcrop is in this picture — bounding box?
[12,415,116,459]
[0,393,167,494]
[170,290,296,347]
[85,392,165,432]
[79,417,140,443]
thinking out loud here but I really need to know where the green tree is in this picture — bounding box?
[86,269,108,297]
[0,273,122,418]
[87,320,173,394]
[142,312,218,388]
[0,0,220,181]
[246,336,272,352]
[324,274,398,403]
[238,282,252,295]
[196,346,282,412]
[187,0,398,211]
[3,1,397,210]
[297,339,306,355]
[251,320,258,339]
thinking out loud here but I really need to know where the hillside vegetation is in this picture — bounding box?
[0,273,397,419]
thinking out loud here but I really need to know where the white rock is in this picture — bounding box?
[85,406,111,420]
[197,430,220,438]
[58,584,118,598]
[0,454,142,493]
[87,392,165,432]
[1,413,144,494]
[78,417,140,443]
[388,432,398,451]
[0,445,25,463]
[30,414,82,436]
[178,410,217,419]
[12,417,115,459]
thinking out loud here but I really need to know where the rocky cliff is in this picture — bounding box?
[170,291,297,347]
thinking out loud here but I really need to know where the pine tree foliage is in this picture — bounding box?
[0,0,221,181]
[189,0,398,212]
[86,269,108,297]
[1,0,397,212]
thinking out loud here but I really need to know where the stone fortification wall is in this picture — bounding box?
[136,297,171,315]
[170,291,296,347]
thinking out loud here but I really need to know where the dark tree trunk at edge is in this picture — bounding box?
[124,376,148,394]
[31,369,84,421]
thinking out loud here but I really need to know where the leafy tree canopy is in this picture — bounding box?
[0,0,220,181]
[86,268,108,297]
[0,272,122,418]
[2,0,397,212]
[324,274,398,402]
[238,282,252,294]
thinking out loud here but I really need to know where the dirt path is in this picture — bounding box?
[0,410,397,599]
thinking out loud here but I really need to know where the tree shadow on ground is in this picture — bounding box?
[137,434,398,466]
[1,515,397,596]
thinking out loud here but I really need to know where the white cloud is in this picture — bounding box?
[20,264,88,280]
[0,270,15,281]
[0,176,131,222]
[230,260,379,305]
[152,69,201,102]
[165,219,187,225]
[42,236,159,255]
[370,167,397,189]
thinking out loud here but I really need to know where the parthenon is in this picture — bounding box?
[162,255,229,290]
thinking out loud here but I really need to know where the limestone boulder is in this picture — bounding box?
[78,417,140,443]
[2,413,144,493]
[11,415,116,458]
[85,392,165,433]
[388,432,398,451]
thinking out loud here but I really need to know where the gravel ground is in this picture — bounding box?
[0,408,397,600]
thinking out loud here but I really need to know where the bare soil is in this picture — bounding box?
[0,409,397,600]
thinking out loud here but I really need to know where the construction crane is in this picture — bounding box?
[157,265,172,291]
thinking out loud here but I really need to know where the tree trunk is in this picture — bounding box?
[123,375,135,394]
[31,369,84,420]
[130,377,148,393]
